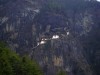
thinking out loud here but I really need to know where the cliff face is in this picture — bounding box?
[0,0,41,54]
[0,0,100,75]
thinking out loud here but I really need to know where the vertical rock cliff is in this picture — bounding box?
[0,0,100,75]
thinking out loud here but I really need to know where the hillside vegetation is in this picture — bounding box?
[0,42,43,75]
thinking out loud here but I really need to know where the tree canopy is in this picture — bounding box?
[0,41,43,75]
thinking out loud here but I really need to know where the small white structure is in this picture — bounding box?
[33,9,40,13]
[42,38,48,41]
[38,40,46,45]
[52,35,59,39]
[40,41,46,44]
[67,32,70,35]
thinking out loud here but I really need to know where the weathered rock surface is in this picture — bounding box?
[0,0,100,75]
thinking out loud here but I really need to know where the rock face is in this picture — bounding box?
[0,0,100,75]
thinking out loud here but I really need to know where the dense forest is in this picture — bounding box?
[0,41,43,75]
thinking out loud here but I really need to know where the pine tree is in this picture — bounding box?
[0,42,43,75]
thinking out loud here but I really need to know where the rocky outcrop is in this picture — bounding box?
[0,0,100,75]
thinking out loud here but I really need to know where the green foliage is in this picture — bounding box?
[0,0,16,5]
[47,1,63,10]
[0,42,43,75]
[43,0,96,13]
[19,56,43,75]
[57,70,66,75]
[0,45,14,75]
